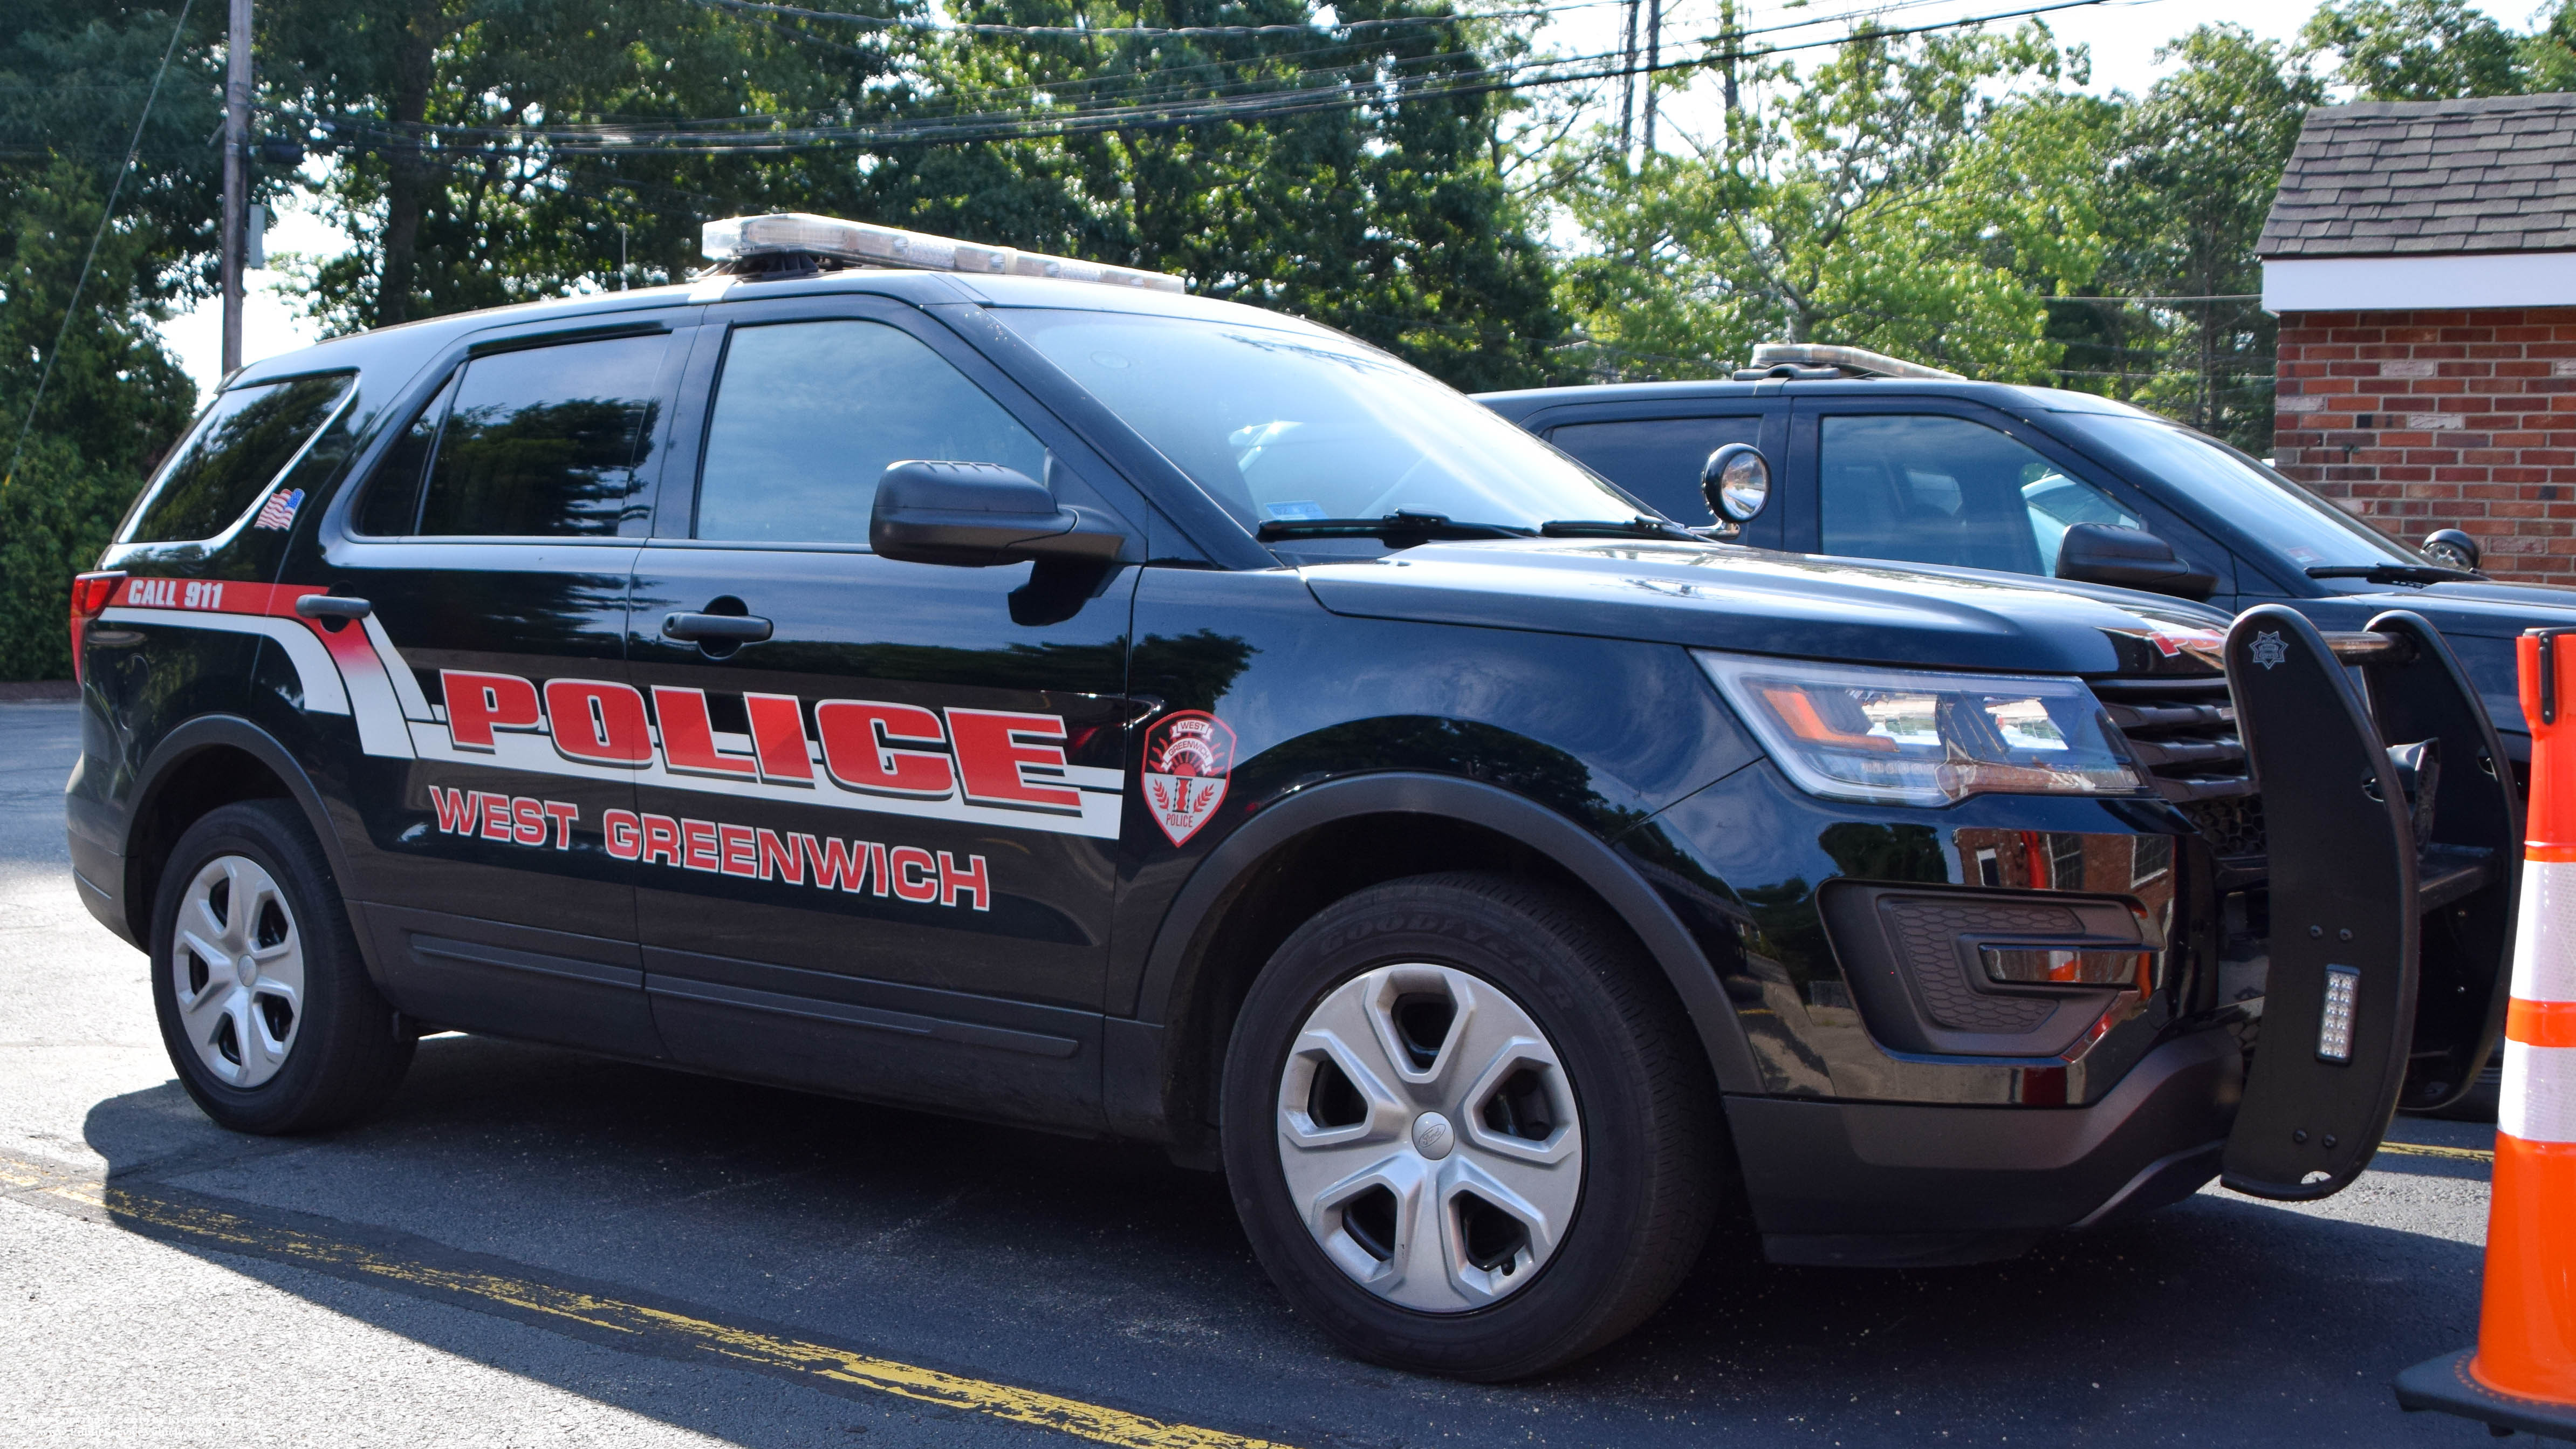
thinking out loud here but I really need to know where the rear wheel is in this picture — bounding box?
[1221,872,1719,1379]
[150,801,414,1133]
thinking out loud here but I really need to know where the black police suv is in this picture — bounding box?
[1479,349,2576,775]
[66,216,2520,1379]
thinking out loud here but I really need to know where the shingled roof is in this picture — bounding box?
[2258,92,2576,259]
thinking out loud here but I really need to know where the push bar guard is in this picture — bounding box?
[2217,606,2519,1201]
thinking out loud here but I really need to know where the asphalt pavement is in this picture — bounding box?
[0,699,2514,1447]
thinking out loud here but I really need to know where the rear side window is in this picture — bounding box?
[692,320,1046,545]
[385,332,670,538]
[1546,416,1763,526]
[124,374,352,543]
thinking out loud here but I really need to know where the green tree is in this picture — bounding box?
[2302,0,2523,99]
[0,162,202,680]
[264,0,1571,389]
[0,4,213,679]
[2059,25,2321,451]
[1554,22,2100,382]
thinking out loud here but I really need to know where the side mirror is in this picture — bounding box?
[2422,528,2481,572]
[2053,522,2217,603]
[1701,443,1771,524]
[869,460,1126,568]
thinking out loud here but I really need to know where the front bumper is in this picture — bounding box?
[1729,1029,2240,1265]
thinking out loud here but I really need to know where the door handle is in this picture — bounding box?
[661,611,773,644]
[293,594,372,620]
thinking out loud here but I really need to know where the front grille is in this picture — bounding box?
[2092,676,2252,804]
[2178,794,2266,861]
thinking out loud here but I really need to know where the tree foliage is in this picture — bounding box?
[0,4,211,680]
[1554,23,2102,382]
[259,0,1571,389]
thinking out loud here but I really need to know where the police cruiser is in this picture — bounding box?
[66,214,2522,1379]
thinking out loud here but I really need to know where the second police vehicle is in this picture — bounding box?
[65,216,2525,1379]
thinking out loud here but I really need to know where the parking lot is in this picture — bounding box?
[0,698,2509,1447]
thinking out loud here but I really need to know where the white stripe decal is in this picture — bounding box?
[2499,1041,2576,1144]
[330,632,416,760]
[101,607,350,715]
[2512,859,2576,1004]
[362,613,437,721]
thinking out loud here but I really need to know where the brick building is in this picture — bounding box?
[2261,93,2576,582]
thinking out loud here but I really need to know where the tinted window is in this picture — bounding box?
[2052,411,2418,569]
[1819,414,2112,576]
[694,320,1046,544]
[125,374,352,543]
[414,333,669,537]
[353,372,457,537]
[1547,416,1762,526]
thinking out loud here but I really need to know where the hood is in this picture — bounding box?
[1300,539,2235,675]
[2298,577,2576,639]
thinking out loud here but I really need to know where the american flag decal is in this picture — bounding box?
[252,488,305,530]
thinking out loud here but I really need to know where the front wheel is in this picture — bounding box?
[149,800,414,1134]
[1221,872,1721,1379]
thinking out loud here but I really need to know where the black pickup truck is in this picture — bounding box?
[65,224,2520,1378]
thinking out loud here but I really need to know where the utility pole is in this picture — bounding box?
[221,0,251,376]
[1719,0,1741,122]
[1641,0,1660,158]
[1617,0,1639,161]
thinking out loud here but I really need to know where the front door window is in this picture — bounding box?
[1818,414,2136,576]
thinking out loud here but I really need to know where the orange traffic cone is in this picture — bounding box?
[2396,626,2576,1440]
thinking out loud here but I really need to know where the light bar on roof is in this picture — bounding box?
[702,212,1186,294]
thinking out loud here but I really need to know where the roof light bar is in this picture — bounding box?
[702,212,1186,294]
[1742,343,1964,381]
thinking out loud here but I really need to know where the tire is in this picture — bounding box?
[1220,871,1721,1379]
[149,799,414,1134]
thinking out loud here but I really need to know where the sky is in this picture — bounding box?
[155,0,2518,394]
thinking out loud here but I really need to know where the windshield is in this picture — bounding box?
[2053,412,2417,571]
[996,309,1649,536]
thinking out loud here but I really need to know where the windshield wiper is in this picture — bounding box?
[1255,511,1534,543]
[2306,564,2483,585]
[1539,516,1704,542]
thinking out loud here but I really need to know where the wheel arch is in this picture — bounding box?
[124,716,360,953]
[1120,773,1762,1156]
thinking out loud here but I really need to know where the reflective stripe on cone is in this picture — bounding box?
[2500,1044,2576,1145]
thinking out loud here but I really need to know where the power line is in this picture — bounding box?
[264,0,2132,158]
[694,0,1616,38]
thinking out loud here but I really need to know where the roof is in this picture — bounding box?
[232,266,1320,391]
[1471,377,2154,424]
[2259,92,2576,260]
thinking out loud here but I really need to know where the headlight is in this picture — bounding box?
[1694,652,2146,807]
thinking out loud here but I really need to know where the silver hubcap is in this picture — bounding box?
[1275,963,1583,1313]
[172,855,305,1088]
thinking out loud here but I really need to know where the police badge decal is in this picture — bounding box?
[1143,711,1236,846]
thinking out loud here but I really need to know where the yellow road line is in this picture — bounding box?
[2378,1140,2495,1164]
[0,1155,1293,1449]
